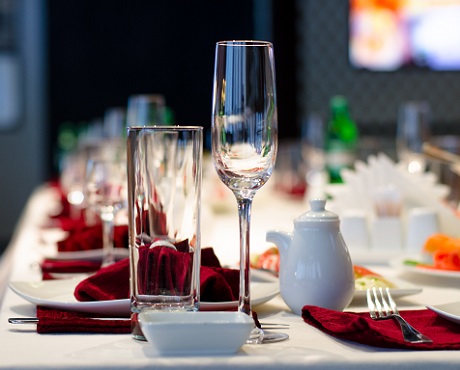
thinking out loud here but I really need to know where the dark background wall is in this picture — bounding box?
[296,0,460,137]
[47,0,298,176]
[0,0,46,251]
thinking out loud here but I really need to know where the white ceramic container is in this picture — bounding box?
[139,311,253,355]
[266,199,355,315]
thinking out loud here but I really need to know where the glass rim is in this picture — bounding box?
[127,125,203,132]
[216,40,273,47]
[128,94,165,103]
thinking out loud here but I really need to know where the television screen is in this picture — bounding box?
[349,0,460,71]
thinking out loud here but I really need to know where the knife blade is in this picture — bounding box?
[8,317,130,324]
[8,317,289,329]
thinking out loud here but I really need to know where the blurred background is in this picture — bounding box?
[2,0,460,252]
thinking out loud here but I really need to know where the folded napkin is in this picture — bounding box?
[57,224,129,252]
[41,259,101,280]
[36,306,130,334]
[36,306,261,334]
[40,224,128,279]
[302,305,460,350]
[45,183,86,230]
[48,182,72,218]
[74,247,239,303]
[48,215,86,232]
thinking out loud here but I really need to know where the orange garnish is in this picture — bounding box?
[423,233,452,253]
[422,233,460,271]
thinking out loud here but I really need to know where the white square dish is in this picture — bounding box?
[138,311,253,355]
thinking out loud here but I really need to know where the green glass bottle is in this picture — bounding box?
[325,96,358,183]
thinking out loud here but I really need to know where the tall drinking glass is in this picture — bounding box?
[211,40,287,344]
[396,101,431,174]
[127,126,203,341]
[127,94,166,126]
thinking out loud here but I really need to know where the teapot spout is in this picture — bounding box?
[266,230,292,257]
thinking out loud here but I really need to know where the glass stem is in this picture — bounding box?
[237,197,253,315]
[237,195,264,344]
[101,212,115,267]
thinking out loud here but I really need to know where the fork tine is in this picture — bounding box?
[385,287,399,315]
[378,287,391,315]
[366,288,377,319]
[372,287,383,317]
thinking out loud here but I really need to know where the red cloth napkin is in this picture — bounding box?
[41,259,101,280]
[302,305,460,350]
[45,182,86,231]
[40,224,128,279]
[36,306,260,334]
[74,247,239,303]
[36,306,130,334]
[48,215,86,232]
[57,224,129,252]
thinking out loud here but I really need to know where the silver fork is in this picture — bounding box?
[366,287,432,343]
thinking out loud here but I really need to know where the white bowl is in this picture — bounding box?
[138,311,253,355]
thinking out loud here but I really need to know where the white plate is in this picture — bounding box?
[390,255,460,278]
[45,248,129,261]
[353,276,422,300]
[426,301,460,325]
[139,311,253,355]
[9,269,279,316]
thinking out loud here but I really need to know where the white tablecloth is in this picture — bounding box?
[1,185,460,369]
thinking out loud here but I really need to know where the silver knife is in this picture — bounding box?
[8,317,289,329]
[8,317,130,324]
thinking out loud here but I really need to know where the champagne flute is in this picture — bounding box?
[85,158,127,267]
[211,40,287,344]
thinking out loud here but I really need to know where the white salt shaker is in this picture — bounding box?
[371,217,403,250]
[406,207,439,253]
[340,209,369,250]
[371,185,403,251]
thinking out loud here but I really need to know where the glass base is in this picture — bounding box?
[246,325,264,344]
[261,331,290,344]
[131,313,147,341]
[246,326,289,344]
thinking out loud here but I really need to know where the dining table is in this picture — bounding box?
[1,174,460,369]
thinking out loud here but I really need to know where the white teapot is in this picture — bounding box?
[266,199,355,315]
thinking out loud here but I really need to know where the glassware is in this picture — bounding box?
[325,96,359,183]
[301,113,327,199]
[126,94,166,126]
[396,101,431,174]
[211,40,287,344]
[103,107,126,138]
[85,158,127,267]
[126,126,203,341]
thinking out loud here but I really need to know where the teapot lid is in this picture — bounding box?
[295,199,339,224]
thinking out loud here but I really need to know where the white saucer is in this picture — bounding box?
[426,301,460,325]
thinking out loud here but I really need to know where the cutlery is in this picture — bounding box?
[8,317,289,330]
[8,317,130,324]
[366,287,432,343]
[258,323,290,330]
[422,142,460,175]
